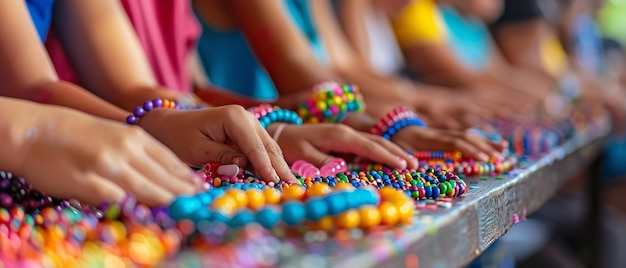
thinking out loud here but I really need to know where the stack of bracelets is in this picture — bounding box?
[297,81,364,123]
[248,103,303,129]
[369,106,427,140]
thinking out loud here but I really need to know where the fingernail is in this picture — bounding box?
[232,157,247,167]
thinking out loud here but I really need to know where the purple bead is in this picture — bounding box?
[133,107,145,117]
[175,104,183,110]
[0,179,9,189]
[126,115,138,125]
[152,98,163,108]
[143,100,154,111]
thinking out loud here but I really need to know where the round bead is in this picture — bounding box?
[245,189,265,210]
[325,193,348,215]
[281,185,306,201]
[167,196,201,220]
[335,210,360,229]
[254,207,281,229]
[379,202,399,226]
[304,198,328,221]
[358,206,381,229]
[281,202,306,226]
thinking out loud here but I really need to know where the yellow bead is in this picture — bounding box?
[306,183,331,198]
[263,188,281,205]
[316,101,327,111]
[225,189,248,208]
[396,202,414,224]
[308,216,334,231]
[245,189,265,210]
[281,184,306,201]
[379,202,399,226]
[385,193,409,206]
[358,206,381,229]
[308,117,319,124]
[210,196,237,215]
[333,96,343,105]
[335,210,360,230]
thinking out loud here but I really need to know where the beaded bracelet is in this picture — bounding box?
[248,104,303,129]
[297,81,364,124]
[126,98,183,125]
[369,106,426,140]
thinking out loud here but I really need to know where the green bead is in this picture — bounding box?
[25,214,34,226]
[411,191,419,198]
[439,183,448,196]
[410,180,419,186]
[495,177,504,180]
[444,181,452,195]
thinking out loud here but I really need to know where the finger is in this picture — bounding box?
[104,164,176,207]
[224,116,281,183]
[143,140,202,188]
[365,134,417,169]
[254,124,298,184]
[329,133,408,170]
[131,149,198,196]
[451,131,503,159]
[298,142,336,168]
[70,173,126,206]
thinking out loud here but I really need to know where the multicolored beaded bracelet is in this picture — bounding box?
[369,106,426,140]
[248,104,303,129]
[125,98,183,125]
[297,82,364,124]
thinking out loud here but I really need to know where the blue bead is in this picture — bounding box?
[189,208,212,223]
[305,198,328,221]
[432,186,440,199]
[167,196,201,220]
[343,191,361,209]
[241,184,250,190]
[328,181,336,187]
[325,193,348,215]
[229,210,255,229]
[212,212,230,223]
[424,186,432,199]
[196,193,213,206]
[282,202,306,226]
[255,207,281,229]
[392,183,400,189]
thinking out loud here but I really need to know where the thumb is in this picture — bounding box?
[191,141,248,167]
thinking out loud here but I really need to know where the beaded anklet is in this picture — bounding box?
[125,98,183,125]
[297,81,364,124]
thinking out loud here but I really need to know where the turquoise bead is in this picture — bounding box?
[282,202,306,226]
[167,196,201,220]
[229,210,255,229]
[255,207,281,229]
[305,198,328,221]
[325,193,347,215]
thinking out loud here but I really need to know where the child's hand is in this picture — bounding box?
[138,105,298,183]
[271,124,417,169]
[15,108,200,207]
[391,127,507,162]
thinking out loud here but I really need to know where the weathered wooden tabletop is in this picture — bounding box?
[277,130,609,268]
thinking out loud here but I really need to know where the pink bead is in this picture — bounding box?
[302,166,321,179]
[330,106,339,114]
[319,164,336,177]
[298,163,317,177]
[330,158,347,173]
[290,160,310,172]
[217,164,240,176]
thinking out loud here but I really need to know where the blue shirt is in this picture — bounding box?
[195,0,327,101]
[26,0,56,42]
[439,5,491,71]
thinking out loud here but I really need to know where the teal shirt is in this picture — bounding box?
[439,5,491,71]
[195,0,327,101]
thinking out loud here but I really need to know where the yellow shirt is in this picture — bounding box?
[390,0,447,48]
[539,35,568,77]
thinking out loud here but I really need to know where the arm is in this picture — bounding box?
[52,0,180,110]
[0,1,127,121]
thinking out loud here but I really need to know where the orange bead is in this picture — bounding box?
[306,183,331,198]
[281,184,306,201]
[378,187,398,202]
[308,216,334,231]
[333,182,354,190]
[335,210,360,230]
[358,206,381,229]
[162,99,170,108]
[245,189,265,210]
[213,178,221,187]
[263,188,281,205]
[379,202,399,226]
[225,189,248,208]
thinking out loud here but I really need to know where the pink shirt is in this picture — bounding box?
[46,0,200,93]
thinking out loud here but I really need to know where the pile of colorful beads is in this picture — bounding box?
[167,183,414,232]
[297,82,364,123]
